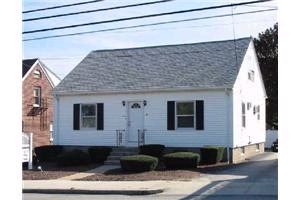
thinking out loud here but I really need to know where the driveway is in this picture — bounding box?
[181,152,278,199]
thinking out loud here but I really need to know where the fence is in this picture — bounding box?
[22,132,33,169]
[265,130,278,148]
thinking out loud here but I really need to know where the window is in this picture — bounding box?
[131,103,141,109]
[257,105,260,120]
[176,102,194,128]
[247,102,252,110]
[241,147,245,154]
[242,102,246,127]
[167,100,204,130]
[256,144,260,151]
[73,103,104,130]
[33,87,41,107]
[248,70,254,81]
[33,70,41,79]
[81,104,96,128]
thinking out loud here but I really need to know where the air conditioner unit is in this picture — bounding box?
[33,104,40,108]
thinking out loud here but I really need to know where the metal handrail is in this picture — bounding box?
[116,129,125,146]
[138,129,146,146]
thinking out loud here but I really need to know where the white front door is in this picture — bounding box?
[128,101,144,143]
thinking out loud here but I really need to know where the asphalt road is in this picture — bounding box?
[23,152,278,200]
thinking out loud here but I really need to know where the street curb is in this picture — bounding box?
[22,188,164,195]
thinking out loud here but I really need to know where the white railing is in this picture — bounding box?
[116,129,125,146]
[138,129,146,146]
[22,132,33,169]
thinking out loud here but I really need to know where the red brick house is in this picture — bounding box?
[22,58,61,147]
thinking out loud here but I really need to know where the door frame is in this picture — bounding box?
[126,100,145,146]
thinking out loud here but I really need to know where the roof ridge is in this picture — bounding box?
[91,37,251,53]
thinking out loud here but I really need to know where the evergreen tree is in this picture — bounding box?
[253,23,278,129]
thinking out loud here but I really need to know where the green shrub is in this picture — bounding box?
[57,149,90,166]
[163,152,200,169]
[138,144,165,158]
[88,146,112,163]
[200,146,225,164]
[34,145,63,162]
[120,155,158,172]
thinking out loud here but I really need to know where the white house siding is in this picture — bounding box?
[232,41,266,148]
[54,90,231,148]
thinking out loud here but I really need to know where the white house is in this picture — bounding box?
[53,37,266,163]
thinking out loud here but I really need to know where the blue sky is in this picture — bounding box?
[22,0,278,79]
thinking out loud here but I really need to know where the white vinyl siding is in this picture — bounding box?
[54,90,230,147]
[232,41,266,147]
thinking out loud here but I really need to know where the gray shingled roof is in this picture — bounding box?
[54,37,251,94]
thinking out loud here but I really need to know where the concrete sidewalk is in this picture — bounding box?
[22,179,209,195]
[22,152,278,195]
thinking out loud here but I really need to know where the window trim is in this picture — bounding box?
[33,70,41,79]
[80,103,97,129]
[248,70,254,81]
[33,86,41,107]
[242,102,246,128]
[175,101,195,129]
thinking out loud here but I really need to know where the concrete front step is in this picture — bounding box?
[104,147,139,165]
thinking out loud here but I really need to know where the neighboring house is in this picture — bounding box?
[22,58,61,147]
[53,37,266,163]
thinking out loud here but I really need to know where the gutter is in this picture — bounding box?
[225,88,232,163]
[53,86,234,96]
[53,94,59,144]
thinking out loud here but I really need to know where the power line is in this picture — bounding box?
[23,0,104,14]
[23,0,173,22]
[23,8,277,41]
[23,0,272,34]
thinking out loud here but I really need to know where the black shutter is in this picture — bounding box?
[73,104,80,130]
[97,103,104,130]
[196,100,204,130]
[167,101,175,130]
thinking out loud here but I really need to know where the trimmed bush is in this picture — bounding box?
[163,152,200,169]
[138,144,165,158]
[120,155,158,172]
[57,149,90,166]
[34,145,63,162]
[88,146,112,163]
[200,146,225,164]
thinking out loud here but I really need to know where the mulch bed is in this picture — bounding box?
[23,162,232,181]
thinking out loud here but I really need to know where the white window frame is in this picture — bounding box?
[248,70,254,81]
[242,102,246,128]
[33,70,41,79]
[257,105,260,120]
[175,101,195,129]
[33,87,41,107]
[80,104,97,129]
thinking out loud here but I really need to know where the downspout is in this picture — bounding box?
[225,88,231,163]
[53,94,59,144]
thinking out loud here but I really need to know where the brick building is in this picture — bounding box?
[22,58,61,147]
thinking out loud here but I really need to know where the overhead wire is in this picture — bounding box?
[23,0,272,34]
[23,0,173,22]
[23,0,104,14]
[23,8,277,41]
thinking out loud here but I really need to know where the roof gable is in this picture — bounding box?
[55,37,252,94]
[22,58,61,87]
